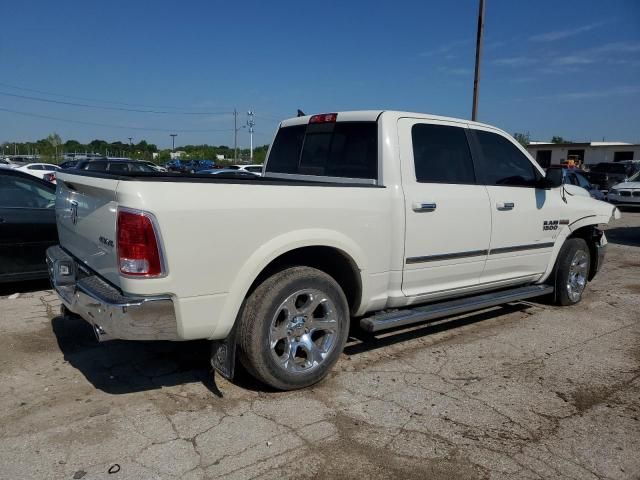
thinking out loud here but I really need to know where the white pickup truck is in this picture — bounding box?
[47,110,620,390]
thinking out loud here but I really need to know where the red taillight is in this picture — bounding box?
[117,210,163,277]
[309,113,338,124]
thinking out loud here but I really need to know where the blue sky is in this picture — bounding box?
[1,0,639,149]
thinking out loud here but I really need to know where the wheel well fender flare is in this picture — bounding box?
[539,217,607,284]
[210,229,366,339]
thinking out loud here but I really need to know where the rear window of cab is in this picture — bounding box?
[266,121,378,180]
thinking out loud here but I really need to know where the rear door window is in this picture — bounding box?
[128,163,151,172]
[86,161,108,172]
[108,162,130,173]
[411,123,476,184]
[266,122,377,180]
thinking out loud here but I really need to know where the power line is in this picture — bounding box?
[0,91,233,115]
[254,114,283,123]
[0,106,234,133]
[0,81,231,111]
[252,130,276,139]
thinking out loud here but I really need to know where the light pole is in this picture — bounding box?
[471,0,485,121]
[247,110,255,161]
[233,109,238,162]
[170,134,177,152]
[128,137,133,158]
[233,109,246,162]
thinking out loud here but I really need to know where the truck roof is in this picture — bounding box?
[280,110,502,132]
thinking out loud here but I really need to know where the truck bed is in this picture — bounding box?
[54,169,394,307]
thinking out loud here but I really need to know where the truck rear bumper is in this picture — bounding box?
[46,245,180,342]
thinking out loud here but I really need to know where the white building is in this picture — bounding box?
[170,150,186,160]
[526,142,639,168]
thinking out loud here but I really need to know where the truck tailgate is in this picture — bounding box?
[56,172,121,287]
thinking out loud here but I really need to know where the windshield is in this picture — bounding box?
[627,170,640,182]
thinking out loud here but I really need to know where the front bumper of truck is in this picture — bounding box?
[46,245,179,342]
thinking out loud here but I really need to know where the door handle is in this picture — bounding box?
[496,202,515,211]
[412,202,437,212]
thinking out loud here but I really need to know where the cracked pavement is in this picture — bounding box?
[1,211,639,480]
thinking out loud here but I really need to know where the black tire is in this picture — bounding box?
[237,266,349,390]
[552,238,591,306]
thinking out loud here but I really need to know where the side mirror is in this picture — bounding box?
[542,168,563,189]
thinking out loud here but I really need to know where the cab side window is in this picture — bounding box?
[411,123,476,184]
[475,130,539,187]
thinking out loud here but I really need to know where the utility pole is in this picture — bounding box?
[471,0,485,122]
[247,110,255,161]
[233,109,238,162]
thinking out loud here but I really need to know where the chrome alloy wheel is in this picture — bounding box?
[269,289,339,373]
[567,249,589,302]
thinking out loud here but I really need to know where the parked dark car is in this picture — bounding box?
[586,162,640,192]
[182,160,216,173]
[166,159,183,172]
[558,168,606,200]
[140,161,167,172]
[0,168,58,282]
[74,158,157,173]
[58,160,79,169]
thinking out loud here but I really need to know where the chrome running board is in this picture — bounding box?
[360,284,553,333]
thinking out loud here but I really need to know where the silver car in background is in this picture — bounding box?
[608,170,640,206]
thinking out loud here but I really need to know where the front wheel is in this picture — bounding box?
[553,238,591,306]
[237,266,349,390]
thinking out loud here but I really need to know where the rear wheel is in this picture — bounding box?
[552,238,591,306]
[237,266,349,390]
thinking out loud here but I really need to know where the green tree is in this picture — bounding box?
[47,133,62,161]
[157,150,171,162]
[89,139,108,152]
[513,132,530,147]
[64,139,83,153]
[551,136,567,144]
